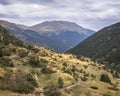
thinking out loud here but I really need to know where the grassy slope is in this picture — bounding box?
[0,26,120,96]
[68,22,120,72]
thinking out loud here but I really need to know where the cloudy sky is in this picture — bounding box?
[0,0,120,31]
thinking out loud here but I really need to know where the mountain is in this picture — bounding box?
[0,20,68,52]
[31,21,95,51]
[30,21,93,34]
[0,20,95,52]
[0,25,120,96]
[68,22,120,72]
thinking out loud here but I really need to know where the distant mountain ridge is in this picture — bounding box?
[0,20,95,52]
[68,22,120,72]
[30,21,93,34]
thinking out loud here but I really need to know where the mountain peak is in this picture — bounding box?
[30,21,93,33]
[16,24,29,30]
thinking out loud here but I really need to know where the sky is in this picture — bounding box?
[0,0,120,31]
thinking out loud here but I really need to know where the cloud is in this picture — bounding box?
[0,0,11,5]
[0,0,120,30]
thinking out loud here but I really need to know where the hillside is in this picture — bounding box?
[0,20,68,52]
[0,25,120,96]
[0,20,94,52]
[68,22,120,72]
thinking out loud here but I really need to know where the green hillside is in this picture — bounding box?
[0,25,120,96]
[68,22,120,72]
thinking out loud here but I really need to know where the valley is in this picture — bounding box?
[0,0,120,96]
[0,25,120,96]
[0,20,94,52]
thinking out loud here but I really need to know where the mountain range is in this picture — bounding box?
[0,20,95,52]
[68,22,120,72]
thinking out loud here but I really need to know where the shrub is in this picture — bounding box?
[83,65,88,69]
[103,94,112,96]
[90,86,98,90]
[2,48,12,56]
[91,74,96,78]
[80,77,88,81]
[58,77,64,88]
[0,49,3,57]
[29,57,47,67]
[0,82,8,90]
[71,65,76,73]
[100,74,111,83]
[62,68,72,75]
[17,84,33,94]
[31,48,39,53]
[26,74,38,87]
[107,84,119,91]
[113,72,119,78]
[3,72,34,94]
[44,86,61,96]
[40,58,48,63]
[63,62,67,67]
[73,73,79,81]
[18,51,28,58]
[29,57,40,67]
[41,67,55,74]
[0,57,14,67]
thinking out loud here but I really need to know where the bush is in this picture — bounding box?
[29,57,40,67]
[71,66,76,73]
[80,77,88,81]
[107,84,119,91]
[40,58,48,64]
[44,86,61,96]
[17,84,33,94]
[113,72,119,78]
[63,62,67,67]
[58,77,64,88]
[0,57,14,67]
[41,67,55,74]
[3,72,34,94]
[26,74,38,87]
[0,82,8,90]
[0,49,3,57]
[90,86,98,90]
[18,51,28,58]
[103,94,112,96]
[2,48,12,56]
[29,57,47,67]
[100,74,111,83]
[31,48,39,53]
[73,73,79,81]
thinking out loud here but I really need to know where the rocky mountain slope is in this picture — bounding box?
[0,20,95,52]
[68,22,120,72]
[31,21,94,51]
[30,21,93,34]
[0,25,120,96]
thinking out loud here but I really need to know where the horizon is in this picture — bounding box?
[0,19,119,32]
[0,0,120,31]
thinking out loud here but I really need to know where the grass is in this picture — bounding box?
[0,90,27,96]
[0,45,120,96]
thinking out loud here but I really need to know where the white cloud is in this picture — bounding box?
[0,0,120,30]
